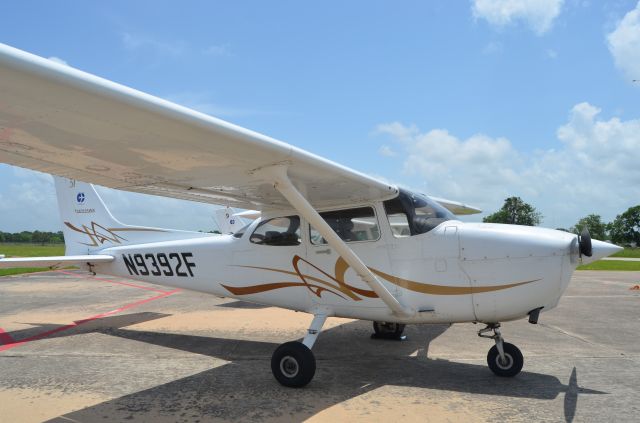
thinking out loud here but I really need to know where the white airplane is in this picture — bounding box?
[0,44,622,387]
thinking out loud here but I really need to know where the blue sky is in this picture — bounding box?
[1,0,639,232]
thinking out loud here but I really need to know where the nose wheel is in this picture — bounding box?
[271,341,316,387]
[478,324,523,377]
[271,313,327,387]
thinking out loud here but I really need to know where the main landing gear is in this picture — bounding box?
[271,313,327,387]
[478,323,523,377]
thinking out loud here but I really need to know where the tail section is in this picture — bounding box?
[55,177,210,255]
[214,207,247,234]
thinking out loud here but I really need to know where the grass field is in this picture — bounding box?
[576,260,640,271]
[0,243,66,276]
[610,248,640,258]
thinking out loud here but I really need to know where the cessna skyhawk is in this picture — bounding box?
[0,43,621,387]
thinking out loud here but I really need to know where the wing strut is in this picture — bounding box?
[260,165,415,318]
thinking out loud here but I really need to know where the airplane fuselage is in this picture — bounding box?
[95,215,578,325]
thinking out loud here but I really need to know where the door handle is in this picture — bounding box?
[315,248,331,255]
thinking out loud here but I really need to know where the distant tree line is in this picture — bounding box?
[484,197,640,246]
[0,231,65,244]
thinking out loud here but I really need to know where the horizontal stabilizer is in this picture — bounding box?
[0,255,114,269]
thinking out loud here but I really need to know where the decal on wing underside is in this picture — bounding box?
[64,221,166,247]
[221,255,540,300]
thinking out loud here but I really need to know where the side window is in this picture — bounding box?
[250,216,301,246]
[310,207,380,244]
[388,213,411,237]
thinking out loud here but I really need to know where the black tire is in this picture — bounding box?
[373,321,405,337]
[271,341,316,388]
[487,342,523,377]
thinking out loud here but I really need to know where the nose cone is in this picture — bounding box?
[585,239,624,263]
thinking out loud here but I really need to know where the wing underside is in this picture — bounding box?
[0,43,397,210]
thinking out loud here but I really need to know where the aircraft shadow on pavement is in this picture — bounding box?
[25,315,605,423]
[216,300,271,309]
[6,312,170,343]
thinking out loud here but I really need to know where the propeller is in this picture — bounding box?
[578,228,592,257]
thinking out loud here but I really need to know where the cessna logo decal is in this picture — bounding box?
[64,221,166,247]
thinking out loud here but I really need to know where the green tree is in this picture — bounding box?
[32,231,52,245]
[483,197,542,226]
[571,214,607,240]
[16,231,32,242]
[608,205,640,246]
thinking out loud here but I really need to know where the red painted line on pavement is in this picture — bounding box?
[0,328,16,345]
[56,270,170,293]
[0,288,180,353]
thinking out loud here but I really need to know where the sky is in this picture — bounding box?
[1,0,639,232]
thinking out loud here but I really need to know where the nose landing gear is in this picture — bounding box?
[478,323,523,377]
[271,313,327,387]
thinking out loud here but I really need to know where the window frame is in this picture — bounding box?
[308,204,382,245]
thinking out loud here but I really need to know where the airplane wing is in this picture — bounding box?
[430,197,482,215]
[0,44,397,210]
[0,255,114,269]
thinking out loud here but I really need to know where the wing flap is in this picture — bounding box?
[0,255,114,269]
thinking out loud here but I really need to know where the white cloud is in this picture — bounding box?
[164,92,277,118]
[375,102,640,228]
[48,56,69,66]
[121,33,231,60]
[0,168,59,231]
[472,0,564,35]
[607,1,640,81]
[95,187,220,232]
[0,165,221,232]
[203,44,230,56]
[378,145,398,157]
[482,41,503,55]
[121,32,187,56]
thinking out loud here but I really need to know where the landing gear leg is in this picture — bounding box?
[271,313,327,387]
[478,323,523,377]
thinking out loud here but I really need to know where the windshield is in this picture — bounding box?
[383,189,455,236]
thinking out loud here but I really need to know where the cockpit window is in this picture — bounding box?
[383,189,454,237]
[250,216,301,246]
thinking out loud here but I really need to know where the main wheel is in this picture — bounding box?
[487,342,523,377]
[373,321,405,338]
[271,341,316,387]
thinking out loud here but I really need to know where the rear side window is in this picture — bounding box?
[310,207,379,244]
[250,216,301,246]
